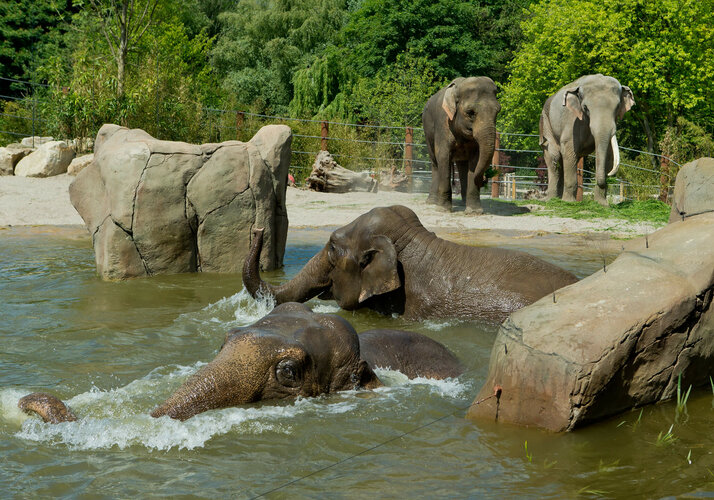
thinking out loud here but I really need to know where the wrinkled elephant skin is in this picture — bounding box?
[243,206,578,323]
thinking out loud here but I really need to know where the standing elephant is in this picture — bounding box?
[243,206,578,323]
[540,74,635,206]
[19,303,464,423]
[423,77,501,214]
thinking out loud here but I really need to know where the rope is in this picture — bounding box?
[250,385,502,499]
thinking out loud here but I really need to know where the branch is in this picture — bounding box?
[132,0,160,43]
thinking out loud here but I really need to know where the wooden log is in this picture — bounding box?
[306,151,376,193]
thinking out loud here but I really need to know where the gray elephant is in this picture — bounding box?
[539,74,635,206]
[422,77,501,214]
[19,303,463,423]
[243,206,578,323]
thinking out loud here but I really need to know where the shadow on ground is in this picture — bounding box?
[450,199,531,216]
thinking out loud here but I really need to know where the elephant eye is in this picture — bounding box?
[276,358,301,387]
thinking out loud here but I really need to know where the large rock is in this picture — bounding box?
[67,154,93,176]
[70,124,291,279]
[669,157,714,222]
[15,141,75,177]
[0,146,32,175]
[468,163,714,431]
[20,136,54,148]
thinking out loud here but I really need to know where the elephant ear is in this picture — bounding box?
[441,81,458,121]
[618,86,635,119]
[563,87,583,120]
[358,235,400,303]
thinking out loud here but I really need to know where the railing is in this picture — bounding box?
[0,76,679,202]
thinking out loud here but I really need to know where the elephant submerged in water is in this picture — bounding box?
[244,206,578,323]
[19,303,463,423]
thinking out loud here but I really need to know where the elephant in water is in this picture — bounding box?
[19,303,463,423]
[540,74,635,206]
[422,76,501,214]
[243,205,578,323]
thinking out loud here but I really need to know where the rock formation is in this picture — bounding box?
[468,158,714,431]
[70,124,291,280]
[669,157,714,223]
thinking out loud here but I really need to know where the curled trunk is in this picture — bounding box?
[243,228,332,303]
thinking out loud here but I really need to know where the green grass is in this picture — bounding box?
[510,198,670,224]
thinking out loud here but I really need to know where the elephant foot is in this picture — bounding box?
[595,196,609,207]
[426,194,438,205]
[562,194,577,202]
[435,203,452,213]
[464,205,483,215]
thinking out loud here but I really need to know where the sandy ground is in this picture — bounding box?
[0,175,661,238]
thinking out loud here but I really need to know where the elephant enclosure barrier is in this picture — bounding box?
[0,75,678,203]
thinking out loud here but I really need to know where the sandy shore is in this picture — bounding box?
[0,174,661,237]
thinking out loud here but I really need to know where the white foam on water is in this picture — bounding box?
[373,368,469,398]
[310,303,341,314]
[6,364,466,451]
[421,319,458,331]
[175,288,276,333]
[0,388,32,425]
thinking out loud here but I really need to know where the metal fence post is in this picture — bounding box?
[659,157,670,203]
[576,157,584,201]
[235,111,244,140]
[321,121,329,151]
[404,126,413,191]
[490,132,500,198]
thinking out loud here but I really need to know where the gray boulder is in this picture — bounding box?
[0,146,32,175]
[669,157,714,222]
[468,162,714,431]
[70,124,291,280]
[15,141,75,177]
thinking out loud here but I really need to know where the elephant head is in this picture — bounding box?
[243,207,409,313]
[562,75,635,180]
[151,303,381,421]
[441,76,501,180]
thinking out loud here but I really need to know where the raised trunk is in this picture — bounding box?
[242,228,332,303]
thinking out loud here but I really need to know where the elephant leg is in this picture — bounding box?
[545,147,562,200]
[561,150,579,202]
[435,147,453,211]
[456,161,468,203]
[426,140,439,204]
[464,156,483,214]
[594,146,612,206]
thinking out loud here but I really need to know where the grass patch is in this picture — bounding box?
[509,198,670,224]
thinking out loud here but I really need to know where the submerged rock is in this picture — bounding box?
[468,158,714,431]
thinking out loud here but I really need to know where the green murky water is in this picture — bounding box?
[1,226,712,498]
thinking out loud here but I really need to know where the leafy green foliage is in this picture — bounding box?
[500,0,714,155]
[212,0,349,114]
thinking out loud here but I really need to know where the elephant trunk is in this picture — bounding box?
[473,125,497,181]
[594,132,615,188]
[151,355,254,421]
[243,228,332,304]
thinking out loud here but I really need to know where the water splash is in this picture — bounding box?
[174,288,275,334]
[310,303,341,314]
[4,365,468,452]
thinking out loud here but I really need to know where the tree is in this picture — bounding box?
[212,0,349,114]
[500,0,714,155]
[87,0,160,98]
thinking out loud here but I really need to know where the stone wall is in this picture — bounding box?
[70,124,291,280]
